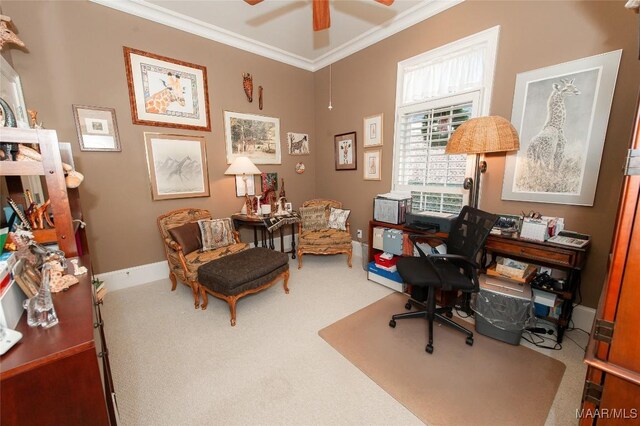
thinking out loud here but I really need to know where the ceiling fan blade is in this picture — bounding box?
[244,0,264,5]
[313,0,330,31]
[374,0,395,5]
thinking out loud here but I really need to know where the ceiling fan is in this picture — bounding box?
[244,0,395,31]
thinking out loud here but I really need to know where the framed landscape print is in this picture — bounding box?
[143,133,210,200]
[124,47,211,131]
[363,149,381,180]
[334,132,357,170]
[363,113,383,147]
[224,111,281,164]
[72,105,121,151]
[287,132,310,155]
[502,50,622,206]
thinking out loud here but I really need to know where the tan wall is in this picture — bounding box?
[313,1,640,308]
[3,1,316,273]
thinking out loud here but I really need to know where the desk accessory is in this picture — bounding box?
[520,217,548,241]
[0,326,22,355]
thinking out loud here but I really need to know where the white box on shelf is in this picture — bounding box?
[372,226,386,251]
[532,288,557,307]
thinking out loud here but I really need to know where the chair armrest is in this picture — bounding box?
[164,237,182,252]
[232,230,242,244]
[345,221,350,234]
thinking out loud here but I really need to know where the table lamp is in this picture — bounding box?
[445,116,520,208]
[224,156,261,216]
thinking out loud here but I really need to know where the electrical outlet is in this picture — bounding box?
[356,229,363,239]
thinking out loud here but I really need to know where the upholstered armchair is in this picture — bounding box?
[296,199,353,269]
[157,208,248,309]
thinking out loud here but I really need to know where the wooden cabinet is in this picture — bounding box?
[0,128,117,425]
[579,99,640,423]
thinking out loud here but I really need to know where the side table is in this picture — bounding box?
[232,213,298,259]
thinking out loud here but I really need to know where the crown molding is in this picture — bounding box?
[90,0,463,72]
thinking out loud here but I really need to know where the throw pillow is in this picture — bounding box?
[168,222,202,254]
[299,205,328,231]
[328,207,350,231]
[198,218,235,251]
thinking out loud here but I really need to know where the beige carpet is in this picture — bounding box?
[319,292,566,426]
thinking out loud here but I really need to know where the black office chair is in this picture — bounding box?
[389,206,498,354]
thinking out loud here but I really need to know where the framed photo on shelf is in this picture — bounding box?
[224,111,281,164]
[334,131,357,171]
[363,113,383,147]
[235,175,255,197]
[72,105,121,152]
[143,132,210,200]
[0,56,28,128]
[502,50,621,206]
[363,149,382,180]
[123,47,211,131]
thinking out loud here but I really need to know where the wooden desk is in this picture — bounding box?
[484,234,589,343]
[232,213,297,258]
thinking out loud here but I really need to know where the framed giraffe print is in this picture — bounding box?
[502,50,622,206]
[124,47,211,131]
[143,132,210,200]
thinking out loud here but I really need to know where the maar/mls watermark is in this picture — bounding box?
[577,408,638,420]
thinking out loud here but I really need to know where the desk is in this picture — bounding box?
[483,234,589,343]
[232,213,297,259]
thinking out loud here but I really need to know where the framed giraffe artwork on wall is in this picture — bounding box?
[124,47,211,131]
[502,50,622,206]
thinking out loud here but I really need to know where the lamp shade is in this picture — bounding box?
[445,116,520,154]
[224,156,261,175]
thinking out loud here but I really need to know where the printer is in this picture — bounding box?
[405,211,458,233]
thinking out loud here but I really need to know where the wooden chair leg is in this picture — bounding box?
[283,269,290,294]
[190,282,200,309]
[169,272,177,291]
[347,251,353,268]
[297,252,303,269]
[199,286,209,310]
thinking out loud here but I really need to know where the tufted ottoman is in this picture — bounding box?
[197,247,290,326]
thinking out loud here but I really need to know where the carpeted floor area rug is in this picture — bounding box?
[319,292,566,425]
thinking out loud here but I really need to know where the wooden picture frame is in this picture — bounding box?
[143,132,210,200]
[363,113,383,147]
[235,175,255,197]
[123,47,211,131]
[363,149,382,180]
[72,105,121,152]
[334,132,357,170]
[224,111,281,164]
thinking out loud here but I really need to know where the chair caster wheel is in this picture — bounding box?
[466,337,474,346]
[389,319,396,328]
[405,302,412,310]
[445,311,453,318]
[426,344,434,354]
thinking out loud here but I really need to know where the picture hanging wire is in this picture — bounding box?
[328,64,333,111]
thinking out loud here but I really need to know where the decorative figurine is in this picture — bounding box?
[259,86,264,110]
[28,109,43,129]
[243,73,253,102]
[0,15,25,51]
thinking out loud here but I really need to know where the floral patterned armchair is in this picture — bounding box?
[297,199,352,269]
[157,208,248,308]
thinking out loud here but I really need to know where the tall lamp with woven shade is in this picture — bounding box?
[445,116,520,208]
[224,156,261,216]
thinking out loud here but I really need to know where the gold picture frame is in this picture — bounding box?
[363,113,383,147]
[143,133,210,200]
[72,105,121,152]
[363,149,382,180]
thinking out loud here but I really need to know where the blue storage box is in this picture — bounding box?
[534,302,550,317]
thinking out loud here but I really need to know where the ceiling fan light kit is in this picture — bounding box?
[244,0,394,31]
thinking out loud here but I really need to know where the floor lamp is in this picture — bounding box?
[224,156,261,216]
[446,116,520,208]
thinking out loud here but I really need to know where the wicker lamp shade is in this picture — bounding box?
[445,116,519,154]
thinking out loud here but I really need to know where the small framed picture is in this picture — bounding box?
[285,202,293,213]
[235,175,255,197]
[363,113,383,147]
[363,149,382,180]
[335,132,357,171]
[287,132,310,155]
[72,105,121,151]
[261,172,278,192]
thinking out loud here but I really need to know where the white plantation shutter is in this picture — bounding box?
[394,91,480,214]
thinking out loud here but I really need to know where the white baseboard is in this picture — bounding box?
[96,260,169,292]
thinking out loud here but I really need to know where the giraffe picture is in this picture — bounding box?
[334,131,357,170]
[124,47,211,131]
[502,50,622,206]
[143,133,210,200]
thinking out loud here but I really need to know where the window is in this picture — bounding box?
[392,27,499,213]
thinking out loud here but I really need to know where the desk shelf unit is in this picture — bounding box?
[0,127,117,425]
[483,234,589,343]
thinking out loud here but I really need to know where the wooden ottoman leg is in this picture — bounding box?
[228,296,238,326]
[283,269,290,294]
[169,272,177,291]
